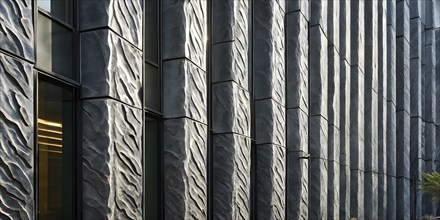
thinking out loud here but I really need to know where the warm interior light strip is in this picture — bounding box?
[38,148,62,154]
[38,118,62,128]
[38,135,62,141]
[38,142,62,148]
[38,128,62,135]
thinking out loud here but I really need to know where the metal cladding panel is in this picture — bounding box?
[81,30,143,108]
[0,0,34,61]
[0,54,34,220]
[79,0,142,48]
[82,99,142,220]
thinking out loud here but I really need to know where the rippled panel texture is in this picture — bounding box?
[0,54,34,220]
[81,30,142,108]
[79,0,142,48]
[0,0,34,61]
[82,99,142,220]
[163,118,207,219]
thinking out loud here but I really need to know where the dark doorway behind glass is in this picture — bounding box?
[37,79,74,220]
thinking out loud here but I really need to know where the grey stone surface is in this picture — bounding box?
[364,172,378,220]
[309,157,328,220]
[286,151,308,220]
[163,59,207,124]
[339,0,351,63]
[309,25,328,118]
[212,134,251,220]
[81,30,142,108]
[340,165,350,220]
[387,27,397,104]
[396,1,410,39]
[163,118,208,219]
[0,54,34,220]
[350,66,365,171]
[286,108,308,153]
[310,0,327,35]
[387,1,396,28]
[396,37,411,112]
[255,99,285,146]
[411,18,423,59]
[162,0,207,69]
[212,82,250,136]
[256,144,286,220]
[328,125,340,164]
[410,58,422,117]
[424,30,436,123]
[82,99,142,220]
[287,0,309,20]
[212,0,248,44]
[396,177,411,220]
[350,0,365,70]
[253,0,285,104]
[327,0,340,50]
[327,160,340,220]
[378,173,387,220]
[310,116,328,160]
[0,0,34,61]
[410,0,424,20]
[386,102,397,177]
[328,46,340,129]
[387,175,397,220]
[340,59,350,166]
[350,169,365,220]
[79,0,142,48]
[286,11,308,110]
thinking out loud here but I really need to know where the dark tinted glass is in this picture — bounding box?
[145,0,158,63]
[144,117,159,219]
[37,13,74,80]
[38,0,71,24]
[38,80,74,220]
[144,63,160,111]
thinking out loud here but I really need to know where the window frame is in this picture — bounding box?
[33,0,81,219]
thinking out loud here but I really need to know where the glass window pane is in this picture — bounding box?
[38,80,74,220]
[37,0,71,24]
[144,63,160,111]
[145,117,159,220]
[37,13,74,80]
[145,0,158,63]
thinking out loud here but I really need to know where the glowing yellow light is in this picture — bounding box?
[38,142,62,148]
[38,118,62,128]
[38,135,62,141]
[38,128,62,135]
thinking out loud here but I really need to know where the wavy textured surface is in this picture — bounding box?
[162,0,207,69]
[163,118,207,219]
[82,99,142,220]
[255,99,285,146]
[256,144,286,220]
[80,0,142,48]
[0,53,33,220]
[81,30,142,108]
[0,0,33,61]
[212,134,250,220]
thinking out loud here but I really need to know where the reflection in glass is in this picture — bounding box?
[37,13,73,80]
[144,0,158,63]
[37,0,71,24]
[38,80,74,220]
[144,117,159,220]
[144,63,160,111]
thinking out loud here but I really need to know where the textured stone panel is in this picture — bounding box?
[396,114,410,178]
[328,46,340,128]
[387,175,397,220]
[212,82,250,136]
[436,30,440,125]
[82,99,142,220]
[340,0,351,62]
[163,118,207,219]
[396,177,411,220]
[410,118,423,173]
[378,173,387,220]
[286,11,308,110]
[425,123,436,161]
[365,0,378,92]
[212,40,248,90]
[286,151,308,220]
[81,30,142,108]
[310,0,327,35]
[387,0,396,28]
[364,172,378,220]
[310,116,328,160]
[387,27,397,104]
[0,54,33,220]
[410,0,424,20]
[410,18,422,59]
[287,0,309,20]
[255,144,286,220]
[350,66,365,171]
[424,31,436,123]
[163,59,207,124]
[309,25,328,118]
[396,37,411,112]
[396,1,410,39]
[350,0,365,70]
[212,0,248,44]
[254,0,285,103]
[286,108,308,152]
[255,99,285,146]
[327,0,340,50]
[328,160,340,220]
[350,169,365,220]
[386,102,397,177]
[364,89,378,173]
[162,0,207,69]
[340,60,350,167]
[79,0,142,48]
[340,164,350,220]
[410,58,422,117]
[328,125,340,164]
[212,134,251,220]
[0,0,34,61]
[309,158,328,220]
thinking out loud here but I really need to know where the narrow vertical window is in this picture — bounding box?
[37,80,75,220]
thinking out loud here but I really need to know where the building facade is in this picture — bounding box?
[1,0,440,219]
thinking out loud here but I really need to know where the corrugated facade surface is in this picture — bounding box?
[1,0,440,219]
